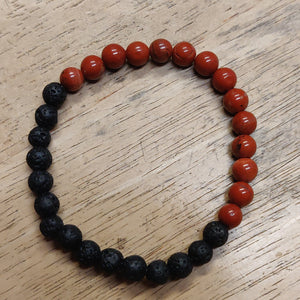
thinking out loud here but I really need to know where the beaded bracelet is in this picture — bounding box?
[27,39,258,285]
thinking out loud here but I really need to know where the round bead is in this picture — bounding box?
[35,104,58,130]
[232,158,258,182]
[100,248,124,274]
[122,255,147,281]
[203,221,229,248]
[232,111,257,135]
[28,170,53,194]
[126,41,149,67]
[223,88,248,114]
[80,55,105,81]
[172,41,196,67]
[228,182,254,207]
[26,147,52,170]
[28,126,51,147]
[146,260,169,285]
[167,252,193,279]
[101,44,126,70]
[60,67,84,92]
[58,224,82,251]
[42,82,67,108]
[40,215,63,239]
[212,68,237,93]
[194,51,219,77]
[231,135,257,158]
[34,192,60,217]
[77,240,101,268]
[149,39,172,64]
[188,240,213,266]
[218,204,243,229]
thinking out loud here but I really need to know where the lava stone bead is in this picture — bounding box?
[146,260,169,285]
[203,221,229,248]
[76,240,101,268]
[35,104,58,130]
[26,147,52,170]
[58,224,82,251]
[100,248,124,274]
[28,126,51,147]
[188,240,213,266]
[40,215,63,239]
[34,192,60,217]
[42,82,67,108]
[167,252,193,279]
[28,170,53,194]
[122,255,147,281]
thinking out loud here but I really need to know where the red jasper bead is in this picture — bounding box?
[212,68,237,93]
[231,135,257,158]
[228,182,254,207]
[81,55,105,81]
[172,42,196,67]
[126,41,149,67]
[232,158,258,182]
[60,67,84,92]
[149,39,172,64]
[194,51,219,77]
[223,88,248,114]
[232,111,257,135]
[218,204,243,229]
[102,44,126,70]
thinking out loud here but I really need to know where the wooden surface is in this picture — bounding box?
[0,0,299,299]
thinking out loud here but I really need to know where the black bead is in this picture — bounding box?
[122,255,147,281]
[28,126,51,147]
[40,215,63,239]
[35,104,57,130]
[76,240,101,268]
[203,221,229,248]
[167,252,193,279]
[188,240,213,266]
[100,248,124,274]
[28,170,53,194]
[43,82,67,108]
[146,260,169,285]
[26,147,52,170]
[34,192,60,217]
[58,224,82,251]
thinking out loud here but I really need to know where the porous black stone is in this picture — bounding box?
[122,255,147,281]
[26,147,52,170]
[76,240,101,268]
[34,192,59,217]
[100,248,124,274]
[167,252,193,279]
[43,82,67,108]
[203,221,229,248]
[35,104,57,130]
[40,215,63,239]
[28,126,51,147]
[146,260,169,285]
[188,240,213,266]
[28,170,53,194]
[58,224,82,251]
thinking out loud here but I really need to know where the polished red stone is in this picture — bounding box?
[232,111,257,135]
[223,88,248,114]
[231,135,257,158]
[228,182,254,207]
[212,68,237,93]
[60,67,84,92]
[218,203,243,229]
[194,51,219,77]
[81,55,105,81]
[232,158,258,182]
[172,41,196,67]
[149,39,172,64]
[102,44,126,70]
[126,41,149,67]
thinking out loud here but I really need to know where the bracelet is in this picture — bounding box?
[27,39,258,285]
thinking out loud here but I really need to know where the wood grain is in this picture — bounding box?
[0,0,299,299]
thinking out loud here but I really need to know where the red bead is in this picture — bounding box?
[228,182,254,207]
[218,204,243,229]
[223,88,248,114]
[60,67,84,92]
[232,111,257,135]
[149,39,172,64]
[212,68,237,93]
[231,135,257,158]
[126,41,149,67]
[232,158,258,182]
[80,55,105,81]
[172,42,196,67]
[194,51,219,77]
[102,44,126,70]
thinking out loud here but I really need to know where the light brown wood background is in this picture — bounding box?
[0,0,299,299]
